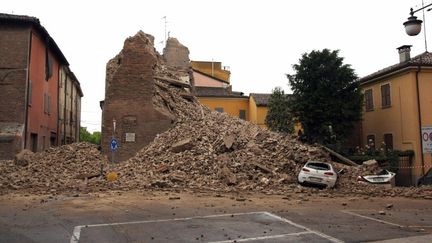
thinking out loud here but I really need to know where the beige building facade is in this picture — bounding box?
[58,66,82,144]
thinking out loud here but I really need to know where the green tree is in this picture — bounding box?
[265,87,294,133]
[287,49,363,144]
[80,127,101,145]
[80,126,92,142]
[91,131,101,145]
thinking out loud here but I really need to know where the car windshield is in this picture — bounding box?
[306,162,330,171]
[377,170,389,175]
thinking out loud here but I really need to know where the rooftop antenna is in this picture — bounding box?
[422,0,428,51]
[162,16,168,45]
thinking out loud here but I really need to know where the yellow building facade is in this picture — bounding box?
[191,61,231,83]
[193,60,270,128]
[198,96,250,120]
[359,46,432,185]
[196,89,270,128]
[249,94,269,128]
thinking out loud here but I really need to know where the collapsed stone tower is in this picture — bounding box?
[101,31,192,162]
[163,37,190,69]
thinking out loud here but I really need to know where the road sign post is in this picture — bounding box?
[107,118,119,181]
[111,118,118,164]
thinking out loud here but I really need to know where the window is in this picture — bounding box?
[367,134,375,150]
[384,134,393,150]
[215,107,224,113]
[42,136,46,150]
[47,95,51,115]
[364,89,374,111]
[28,80,32,106]
[30,133,38,152]
[43,93,47,113]
[381,83,391,108]
[66,109,70,124]
[45,48,53,81]
[239,110,246,120]
[43,93,51,114]
[50,132,57,147]
[306,162,330,171]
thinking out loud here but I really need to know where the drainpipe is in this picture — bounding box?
[70,86,74,142]
[56,68,60,146]
[24,30,33,150]
[64,73,67,144]
[415,65,425,175]
[211,59,214,77]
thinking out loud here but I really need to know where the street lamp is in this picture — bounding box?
[404,5,432,36]
[404,11,423,36]
[403,3,432,177]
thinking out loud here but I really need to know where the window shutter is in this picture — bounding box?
[28,81,32,106]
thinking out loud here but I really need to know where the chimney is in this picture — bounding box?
[397,45,412,63]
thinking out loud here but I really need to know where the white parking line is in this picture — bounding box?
[70,212,265,243]
[207,231,313,243]
[70,211,343,243]
[341,210,405,228]
[70,226,82,243]
[264,212,344,243]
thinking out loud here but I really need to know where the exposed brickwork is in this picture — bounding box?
[0,123,24,159]
[0,25,29,123]
[163,37,190,69]
[101,31,173,162]
[0,25,30,158]
[0,25,29,69]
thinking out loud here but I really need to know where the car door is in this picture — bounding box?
[424,169,432,185]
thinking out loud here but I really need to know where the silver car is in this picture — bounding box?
[297,161,338,188]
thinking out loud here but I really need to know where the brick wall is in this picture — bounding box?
[101,32,173,162]
[0,25,30,158]
[0,25,29,124]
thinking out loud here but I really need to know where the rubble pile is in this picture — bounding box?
[109,81,329,193]
[113,81,432,198]
[0,143,108,194]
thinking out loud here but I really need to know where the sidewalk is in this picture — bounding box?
[370,234,432,243]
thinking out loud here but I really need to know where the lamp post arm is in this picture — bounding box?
[410,3,432,16]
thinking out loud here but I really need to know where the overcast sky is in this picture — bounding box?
[3,0,429,132]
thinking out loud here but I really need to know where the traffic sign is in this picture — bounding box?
[422,126,432,154]
[110,138,119,151]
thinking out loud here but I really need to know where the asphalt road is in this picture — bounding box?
[0,191,431,243]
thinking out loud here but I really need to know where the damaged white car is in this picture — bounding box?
[357,169,396,184]
[297,161,338,188]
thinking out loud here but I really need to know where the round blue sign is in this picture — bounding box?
[110,138,119,151]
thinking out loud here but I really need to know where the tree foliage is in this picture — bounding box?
[80,127,101,145]
[265,87,294,133]
[287,49,363,144]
